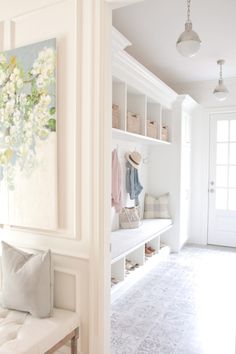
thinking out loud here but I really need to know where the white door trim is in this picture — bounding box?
[88,1,145,353]
[206,106,236,246]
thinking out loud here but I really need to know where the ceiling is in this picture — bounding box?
[113,0,236,87]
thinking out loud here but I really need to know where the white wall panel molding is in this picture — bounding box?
[0,0,67,22]
[0,227,89,259]
[0,0,83,242]
[54,267,80,312]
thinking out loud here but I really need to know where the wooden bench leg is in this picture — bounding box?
[45,327,79,354]
[71,327,79,354]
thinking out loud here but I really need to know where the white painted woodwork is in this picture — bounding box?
[107,0,144,10]
[112,30,177,110]
[148,95,199,251]
[0,1,113,353]
[111,31,199,305]
[110,219,173,301]
[111,258,125,282]
[111,243,170,302]
[208,110,236,247]
[112,79,127,130]
[112,128,171,145]
[111,219,173,262]
[175,79,236,246]
[127,246,145,266]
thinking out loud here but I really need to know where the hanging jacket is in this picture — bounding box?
[126,161,143,206]
[111,149,122,212]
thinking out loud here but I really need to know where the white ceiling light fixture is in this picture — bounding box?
[176,0,201,57]
[213,59,229,101]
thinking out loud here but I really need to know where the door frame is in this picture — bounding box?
[89,1,144,353]
[206,106,236,246]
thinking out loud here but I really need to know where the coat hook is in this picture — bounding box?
[143,154,149,164]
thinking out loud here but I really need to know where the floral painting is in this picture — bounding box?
[0,39,58,231]
[0,38,56,190]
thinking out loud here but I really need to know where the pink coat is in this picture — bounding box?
[111,149,122,212]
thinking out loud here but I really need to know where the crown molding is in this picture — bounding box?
[175,94,199,113]
[112,26,131,52]
[106,0,144,10]
[113,48,178,108]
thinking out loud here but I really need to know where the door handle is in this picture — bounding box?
[209,188,215,193]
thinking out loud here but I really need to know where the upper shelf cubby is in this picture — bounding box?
[112,78,172,145]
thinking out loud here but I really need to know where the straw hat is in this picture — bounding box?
[125,151,142,169]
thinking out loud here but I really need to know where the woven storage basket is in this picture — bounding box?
[112,104,119,129]
[127,111,140,134]
[147,120,158,139]
[162,125,169,141]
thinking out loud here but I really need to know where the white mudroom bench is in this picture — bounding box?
[111,218,173,262]
[111,218,173,301]
[0,305,79,354]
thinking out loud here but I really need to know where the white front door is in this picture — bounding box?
[208,111,236,247]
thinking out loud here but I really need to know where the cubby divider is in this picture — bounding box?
[126,245,145,267]
[161,107,172,143]
[146,236,160,255]
[111,257,125,282]
[112,76,172,145]
[112,78,127,130]
[146,100,162,140]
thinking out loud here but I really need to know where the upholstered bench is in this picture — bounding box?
[0,306,79,354]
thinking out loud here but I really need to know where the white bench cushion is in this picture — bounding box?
[0,306,79,354]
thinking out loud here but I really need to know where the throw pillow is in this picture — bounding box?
[144,193,171,219]
[1,241,53,318]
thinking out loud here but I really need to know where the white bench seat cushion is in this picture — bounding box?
[0,306,80,354]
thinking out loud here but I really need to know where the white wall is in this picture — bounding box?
[0,1,90,353]
[148,143,179,251]
[173,78,236,245]
[0,1,114,353]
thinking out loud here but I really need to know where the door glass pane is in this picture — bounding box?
[215,189,227,210]
[216,143,228,164]
[229,166,236,188]
[230,120,236,141]
[217,120,229,142]
[229,143,236,164]
[228,189,236,211]
[216,166,228,187]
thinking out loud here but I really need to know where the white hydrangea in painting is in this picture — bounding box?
[0,39,56,189]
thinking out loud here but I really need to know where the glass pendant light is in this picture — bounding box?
[213,60,229,101]
[176,0,201,57]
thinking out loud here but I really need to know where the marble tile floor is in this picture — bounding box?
[111,245,236,354]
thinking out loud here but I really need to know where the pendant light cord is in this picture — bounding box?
[187,0,191,23]
[219,63,223,81]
